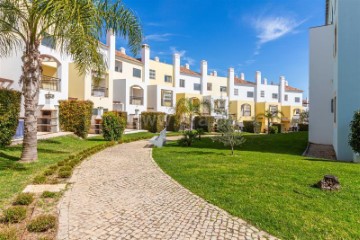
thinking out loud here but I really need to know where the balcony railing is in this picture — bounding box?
[130,96,143,105]
[40,75,61,91]
[91,86,108,97]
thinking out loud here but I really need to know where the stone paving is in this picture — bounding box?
[57,140,277,240]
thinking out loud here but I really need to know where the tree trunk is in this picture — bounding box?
[268,119,271,135]
[190,114,193,130]
[20,44,41,162]
[231,146,234,155]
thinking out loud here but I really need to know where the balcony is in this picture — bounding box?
[130,96,143,105]
[91,86,108,97]
[40,75,61,92]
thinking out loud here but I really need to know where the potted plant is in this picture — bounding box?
[349,111,360,162]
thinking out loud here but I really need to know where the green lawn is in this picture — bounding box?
[153,132,360,240]
[0,131,158,209]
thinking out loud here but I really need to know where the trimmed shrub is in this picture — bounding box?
[27,215,56,232]
[166,114,180,132]
[113,111,127,122]
[3,206,26,223]
[141,112,166,133]
[272,123,282,133]
[33,175,47,184]
[0,227,17,240]
[41,191,58,199]
[269,126,278,134]
[349,111,360,153]
[0,89,21,147]
[194,116,215,132]
[102,112,126,141]
[243,121,254,133]
[178,130,198,147]
[59,100,93,138]
[13,193,34,206]
[298,123,309,132]
[44,168,56,176]
[58,170,71,178]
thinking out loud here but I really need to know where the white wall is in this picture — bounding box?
[309,25,334,145]
[176,74,201,94]
[234,85,255,101]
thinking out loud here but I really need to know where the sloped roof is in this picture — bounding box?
[234,77,256,86]
[180,66,201,77]
[285,85,303,92]
[115,51,142,64]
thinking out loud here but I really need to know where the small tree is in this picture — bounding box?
[175,98,211,130]
[102,112,126,141]
[300,110,309,124]
[257,110,283,134]
[349,111,360,154]
[212,119,246,155]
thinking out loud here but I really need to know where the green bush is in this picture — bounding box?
[102,112,126,141]
[194,116,215,132]
[58,170,71,178]
[0,227,17,240]
[269,126,279,134]
[113,111,127,122]
[272,123,282,133]
[242,121,254,133]
[41,191,58,199]
[44,168,56,176]
[141,112,166,133]
[178,130,198,147]
[298,123,309,132]
[13,193,34,206]
[59,100,93,138]
[33,175,47,184]
[27,215,56,232]
[349,111,360,153]
[166,114,180,132]
[0,89,21,147]
[3,206,26,223]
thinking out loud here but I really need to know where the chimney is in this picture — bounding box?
[263,78,268,85]
[173,53,180,88]
[154,56,160,62]
[106,29,115,72]
[200,60,208,95]
[185,63,190,69]
[279,76,286,104]
[141,44,150,84]
[240,72,245,80]
[227,68,235,100]
[255,71,261,85]
[120,47,126,55]
[285,80,289,86]
[213,71,217,77]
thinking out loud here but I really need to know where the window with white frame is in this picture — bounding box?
[164,75,172,83]
[220,86,227,92]
[272,93,278,99]
[133,68,141,78]
[115,61,122,72]
[194,83,201,91]
[260,91,265,97]
[295,97,300,103]
[247,91,254,98]
[207,83,212,91]
[149,69,156,79]
[234,89,239,96]
[285,94,288,101]
[241,104,251,116]
[161,90,173,107]
[269,105,278,114]
[180,79,185,88]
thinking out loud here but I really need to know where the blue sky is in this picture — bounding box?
[111,0,325,98]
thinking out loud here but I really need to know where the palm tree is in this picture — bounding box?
[175,97,211,130]
[257,110,283,134]
[0,0,142,162]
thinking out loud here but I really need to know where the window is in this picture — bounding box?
[180,79,185,88]
[247,91,254,98]
[272,93,278,99]
[207,83,212,91]
[220,86,227,92]
[133,68,141,78]
[234,89,239,96]
[161,90,173,107]
[295,97,300,103]
[241,104,251,116]
[164,75,172,83]
[260,91,265,97]
[333,96,336,123]
[41,33,55,49]
[294,109,300,115]
[149,69,156,79]
[269,105,278,114]
[285,94,288,101]
[214,99,226,111]
[194,83,201,91]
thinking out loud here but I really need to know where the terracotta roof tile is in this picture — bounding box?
[180,67,201,77]
[234,77,256,86]
[285,85,303,92]
[115,51,142,64]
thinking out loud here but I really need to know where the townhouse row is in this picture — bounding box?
[0,30,305,134]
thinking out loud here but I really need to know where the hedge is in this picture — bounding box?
[59,100,93,138]
[113,111,127,122]
[298,123,309,131]
[102,112,126,141]
[141,112,166,133]
[166,114,180,132]
[0,89,21,146]
[269,125,278,134]
[194,116,215,132]
[243,121,254,133]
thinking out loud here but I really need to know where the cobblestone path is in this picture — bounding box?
[57,140,277,240]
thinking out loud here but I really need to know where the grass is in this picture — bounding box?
[0,131,159,209]
[153,132,360,240]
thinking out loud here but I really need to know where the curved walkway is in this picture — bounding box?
[57,140,277,240]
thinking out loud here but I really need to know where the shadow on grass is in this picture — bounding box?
[39,139,62,144]
[0,152,26,171]
[303,158,353,164]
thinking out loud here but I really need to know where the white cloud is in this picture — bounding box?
[252,16,305,55]
[144,33,173,42]
[170,47,195,65]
